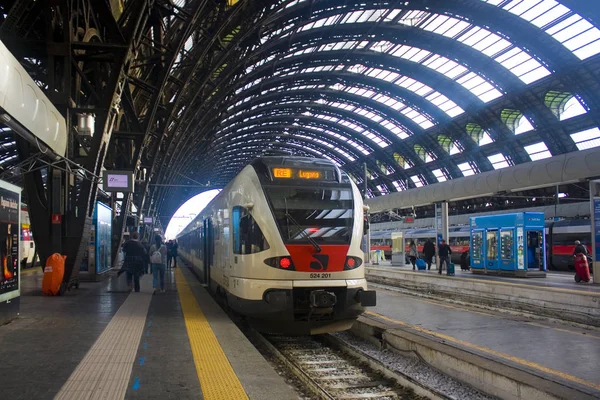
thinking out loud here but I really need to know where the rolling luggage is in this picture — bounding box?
[447,263,455,276]
[415,258,426,270]
[574,254,591,283]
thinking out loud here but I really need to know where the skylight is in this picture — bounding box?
[392,181,404,191]
[372,42,502,102]
[515,115,534,135]
[488,153,510,169]
[483,0,600,60]
[376,184,389,195]
[432,168,447,182]
[273,8,552,85]
[524,142,552,161]
[479,131,494,146]
[560,97,587,121]
[571,127,600,150]
[458,162,476,176]
[411,175,424,187]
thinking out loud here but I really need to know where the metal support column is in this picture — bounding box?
[363,162,370,265]
[436,202,450,245]
[589,180,600,283]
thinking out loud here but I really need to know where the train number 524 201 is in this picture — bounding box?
[310,273,331,279]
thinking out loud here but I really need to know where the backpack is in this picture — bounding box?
[150,245,163,264]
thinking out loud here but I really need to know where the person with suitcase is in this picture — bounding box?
[423,239,435,270]
[438,239,452,275]
[408,240,418,270]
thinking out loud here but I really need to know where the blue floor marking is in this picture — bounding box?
[139,356,145,366]
[145,330,150,337]
[143,341,148,350]
[132,377,140,390]
[148,321,152,327]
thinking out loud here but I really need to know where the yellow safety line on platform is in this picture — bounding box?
[366,311,600,391]
[369,267,600,297]
[175,268,249,400]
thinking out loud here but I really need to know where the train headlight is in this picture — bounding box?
[264,256,295,271]
[344,256,362,270]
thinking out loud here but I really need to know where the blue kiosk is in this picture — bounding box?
[470,212,546,277]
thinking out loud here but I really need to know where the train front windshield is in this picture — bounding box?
[264,185,354,244]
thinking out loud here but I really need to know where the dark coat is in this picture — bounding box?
[573,244,588,256]
[122,239,147,274]
[438,243,452,258]
[423,241,435,257]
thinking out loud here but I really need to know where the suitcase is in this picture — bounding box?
[415,258,426,270]
[447,263,455,276]
[42,254,67,296]
[574,254,591,282]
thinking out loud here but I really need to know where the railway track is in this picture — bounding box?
[254,333,427,400]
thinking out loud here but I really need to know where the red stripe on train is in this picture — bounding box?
[285,244,349,272]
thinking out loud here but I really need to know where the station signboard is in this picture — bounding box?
[102,170,135,193]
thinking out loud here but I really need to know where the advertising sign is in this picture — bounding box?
[517,227,524,270]
[0,185,20,299]
[594,198,600,262]
[96,202,112,274]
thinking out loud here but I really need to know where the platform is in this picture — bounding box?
[366,264,600,328]
[0,267,297,400]
[355,285,600,400]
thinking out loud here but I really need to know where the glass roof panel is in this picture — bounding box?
[432,168,447,182]
[458,162,475,176]
[524,142,552,160]
[482,0,600,59]
[571,127,600,150]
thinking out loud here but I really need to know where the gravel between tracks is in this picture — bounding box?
[333,331,497,400]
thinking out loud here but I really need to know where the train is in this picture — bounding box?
[177,156,376,335]
[370,219,594,271]
[20,207,38,268]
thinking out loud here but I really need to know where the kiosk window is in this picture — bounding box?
[472,231,483,259]
[487,230,498,259]
[232,206,270,254]
[500,230,513,260]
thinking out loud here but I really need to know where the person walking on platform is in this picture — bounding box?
[423,239,435,270]
[166,240,174,269]
[408,240,418,270]
[172,239,178,268]
[149,235,168,294]
[141,238,150,275]
[438,239,452,275]
[120,231,147,292]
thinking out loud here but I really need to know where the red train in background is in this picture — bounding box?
[370,218,592,271]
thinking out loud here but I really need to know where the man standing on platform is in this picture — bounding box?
[121,231,147,292]
[423,239,435,270]
[438,239,452,275]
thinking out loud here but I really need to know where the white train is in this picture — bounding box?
[20,206,37,268]
[177,156,376,334]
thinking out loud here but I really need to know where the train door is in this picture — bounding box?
[486,229,500,270]
[203,218,213,286]
[526,230,544,271]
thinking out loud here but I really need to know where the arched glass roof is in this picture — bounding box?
[159,0,600,200]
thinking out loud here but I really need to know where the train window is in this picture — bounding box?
[232,206,270,255]
[264,186,354,244]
